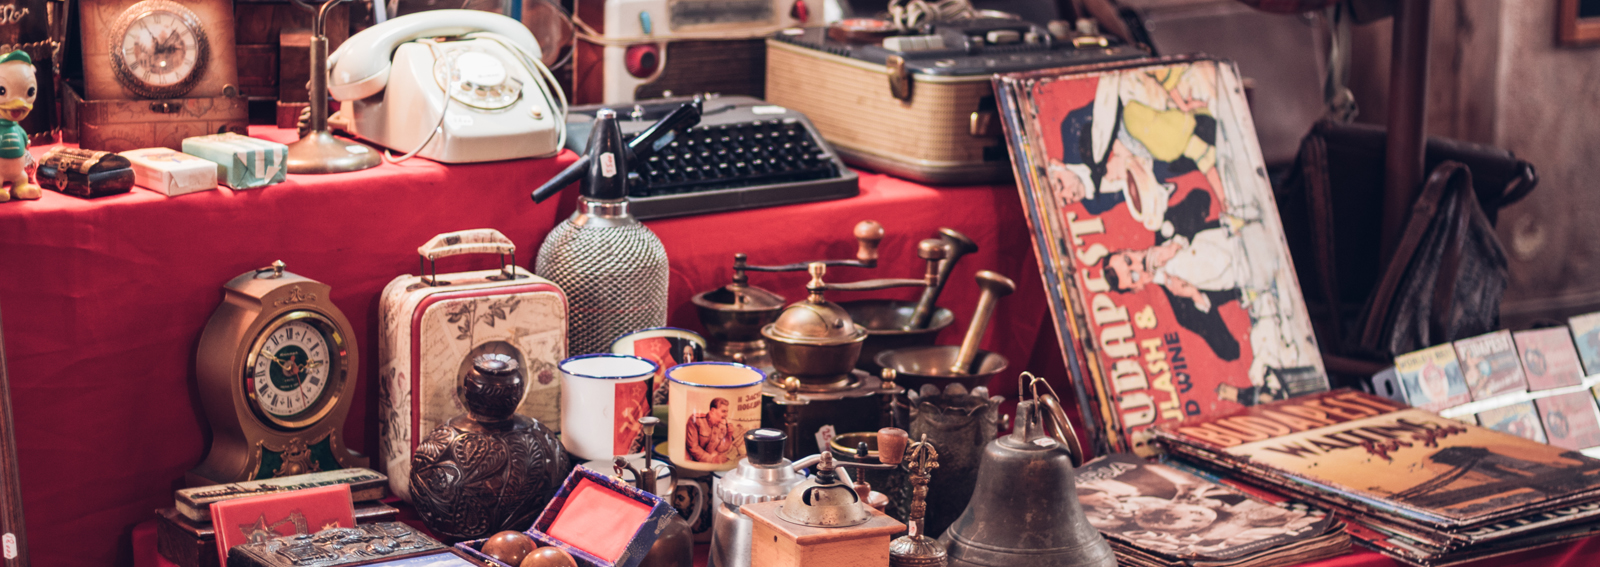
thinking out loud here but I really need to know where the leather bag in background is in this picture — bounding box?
[1276,120,1536,373]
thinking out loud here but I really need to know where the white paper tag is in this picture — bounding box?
[5,533,17,559]
[752,105,787,115]
[600,152,617,177]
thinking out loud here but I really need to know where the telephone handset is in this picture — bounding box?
[327,10,567,164]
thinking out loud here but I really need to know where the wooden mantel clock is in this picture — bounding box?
[188,261,367,487]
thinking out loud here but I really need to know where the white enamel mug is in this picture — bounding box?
[558,354,659,461]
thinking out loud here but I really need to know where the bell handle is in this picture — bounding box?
[743,220,885,272]
[1022,373,1084,466]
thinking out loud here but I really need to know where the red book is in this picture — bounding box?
[209,483,356,567]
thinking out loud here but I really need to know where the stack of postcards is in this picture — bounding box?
[1151,390,1600,566]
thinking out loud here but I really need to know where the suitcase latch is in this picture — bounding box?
[970,96,998,137]
[886,55,912,102]
[150,101,182,114]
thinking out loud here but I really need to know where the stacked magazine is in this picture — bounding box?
[1151,390,1600,566]
[1077,454,1350,567]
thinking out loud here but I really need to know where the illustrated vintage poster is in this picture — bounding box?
[1535,392,1600,451]
[1567,312,1600,376]
[1453,331,1528,400]
[1077,453,1331,561]
[1393,343,1472,412]
[1513,327,1585,391]
[997,58,1328,454]
[1476,402,1548,444]
[1208,403,1600,526]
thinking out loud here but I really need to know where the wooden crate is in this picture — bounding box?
[63,84,248,152]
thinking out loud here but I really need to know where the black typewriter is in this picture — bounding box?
[564,95,859,219]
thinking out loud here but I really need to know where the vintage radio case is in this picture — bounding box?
[765,23,1146,184]
[378,229,567,501]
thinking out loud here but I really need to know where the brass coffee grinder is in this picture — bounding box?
[938,373,1109,567]
[692,220,885,370]
[844,227,978,375]
[875,271,1015,393]
[761,241,944,457]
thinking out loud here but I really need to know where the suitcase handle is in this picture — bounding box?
[416,229,522,286]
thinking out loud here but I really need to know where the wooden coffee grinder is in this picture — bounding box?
[742,429,911,567]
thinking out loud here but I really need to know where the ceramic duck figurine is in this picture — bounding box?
[0,50,37,202]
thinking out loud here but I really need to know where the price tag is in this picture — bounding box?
[600,153,617,178]
[4,533,17,559]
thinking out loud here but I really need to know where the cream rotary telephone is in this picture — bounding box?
[328,10,566,164]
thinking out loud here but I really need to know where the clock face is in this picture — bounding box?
[108,0,209,99]
[244,312,346,430]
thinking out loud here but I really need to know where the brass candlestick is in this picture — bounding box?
[890,434,945,567]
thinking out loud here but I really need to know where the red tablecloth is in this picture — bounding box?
[6,127,1598,567]
[0,127,1058,567]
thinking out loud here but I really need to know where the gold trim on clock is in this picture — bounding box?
[107,0,210,99]
[242,310,349,432]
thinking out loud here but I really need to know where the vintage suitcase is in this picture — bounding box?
[378,229,567,501]
[765,20,1146,184]
[62,84,249,152]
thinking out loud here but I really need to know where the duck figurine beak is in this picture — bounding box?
[0,99,30,123]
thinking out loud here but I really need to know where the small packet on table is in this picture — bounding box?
[182,132,288,189]
[120,148,218,197]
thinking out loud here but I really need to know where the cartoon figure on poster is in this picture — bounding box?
[1041,61,1321,408]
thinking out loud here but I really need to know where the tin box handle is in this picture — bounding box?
[416,228,520,285]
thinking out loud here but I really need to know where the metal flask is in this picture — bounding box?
[533,105,693,355]
[709,429,807,567]
[937,400,1114,567]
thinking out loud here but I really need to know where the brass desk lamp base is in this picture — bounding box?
[286,131,381,174]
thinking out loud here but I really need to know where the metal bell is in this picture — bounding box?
[937,393,1114,567]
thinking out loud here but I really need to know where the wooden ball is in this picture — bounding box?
[481,531,535,566]
[520,546,579,567]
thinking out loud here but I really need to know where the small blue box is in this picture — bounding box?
[456,467,670,567]
[181,133,288,189]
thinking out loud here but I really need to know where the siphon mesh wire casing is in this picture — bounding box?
[535,215,670,355]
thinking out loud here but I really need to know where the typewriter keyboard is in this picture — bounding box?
[566,96,859,219]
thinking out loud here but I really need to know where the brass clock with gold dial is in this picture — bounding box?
[188,261,368,487]
[108,0,209,99]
